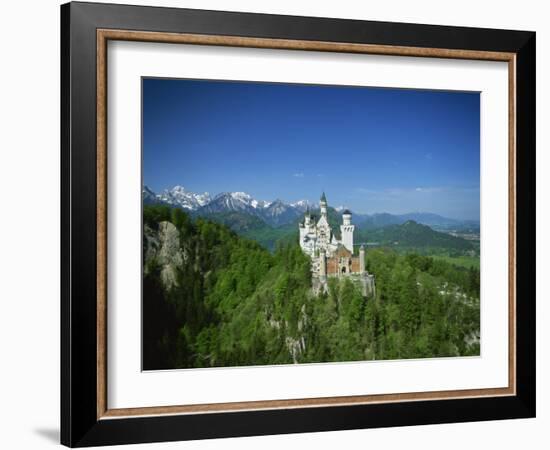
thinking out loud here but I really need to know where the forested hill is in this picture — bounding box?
[143,204,480,370]
[356,220,475,251]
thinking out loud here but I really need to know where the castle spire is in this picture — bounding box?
[320,192,327,217]
[304,205,311,226]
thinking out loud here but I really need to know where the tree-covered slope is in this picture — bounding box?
[193,210,267,232]
[143,205,480,370]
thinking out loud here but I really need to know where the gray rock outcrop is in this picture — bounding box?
[144,221,187,290]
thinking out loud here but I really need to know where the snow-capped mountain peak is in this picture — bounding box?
[230,191,252,202]
[144,185,311,226]
[253,199,271,209]
[290,199,312,212]
[210,191,272,210]
[156,185,211,210]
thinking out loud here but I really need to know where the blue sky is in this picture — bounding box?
[143,78,480,220]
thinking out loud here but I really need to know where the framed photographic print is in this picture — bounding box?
[61,1,536,447]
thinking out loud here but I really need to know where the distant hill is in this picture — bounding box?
[357,220,474,251]
[194,210,473,255]
[354,212,402,228]
[398,212,464,228]
[355,212,478,230]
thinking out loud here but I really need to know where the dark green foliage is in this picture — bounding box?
[195,211,267,232]
[143,205,480,370]
[142,259,179,369]
[363,248,480,360]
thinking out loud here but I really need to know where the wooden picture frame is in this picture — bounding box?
[61,1,535,447]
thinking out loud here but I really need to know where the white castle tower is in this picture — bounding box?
[320,192,328,216]
[340,209,354,253]
[299,207,311,241]
[316,193,331,251]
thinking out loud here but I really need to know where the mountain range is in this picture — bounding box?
[144,185,311,227]
[143,185,478,230]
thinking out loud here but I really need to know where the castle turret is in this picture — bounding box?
[320,192,327,217]
[342,210,352,226]
[304,206,311,226]
[359,244,365,273]
[340,209,355,253]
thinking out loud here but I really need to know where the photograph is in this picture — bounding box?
[53,1,537,446]
[141,78,481,370]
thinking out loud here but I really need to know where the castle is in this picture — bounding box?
[299,193,375,297]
